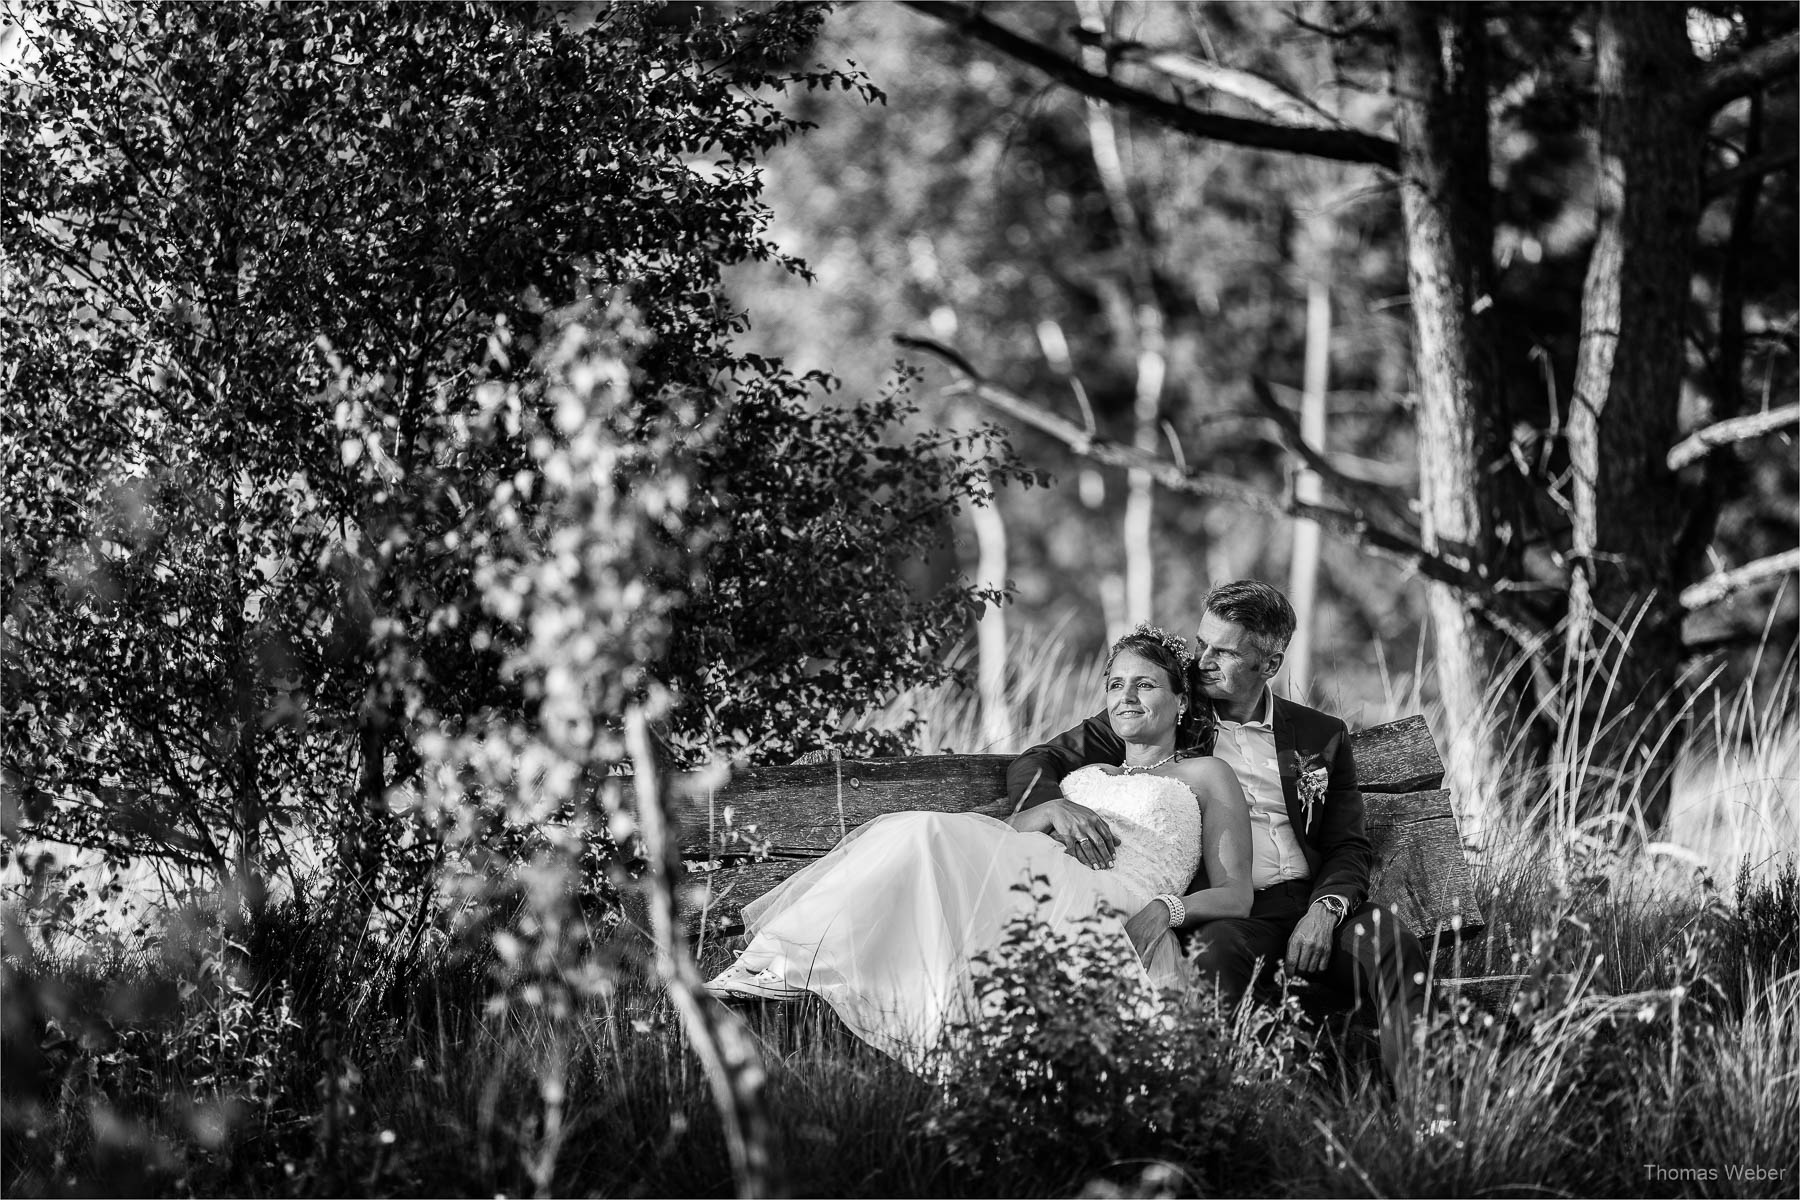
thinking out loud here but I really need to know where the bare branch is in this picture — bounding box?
[897,333,1502,600]
[1159,418,1188,473]
[1705,143,1800,198]
[1246,377,1417,530]
[1667,403,1800,470]
[1286,10,1394,46]
[1695,29,1800,117]
[902,1,1400,170]
[1680,548,1800,610]
[1072,26,1349,131]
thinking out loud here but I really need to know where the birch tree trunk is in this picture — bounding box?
[626,710,776,1199]
[1286,216,1333,702]
[968,489,1013,750]
[1080,0,1163,628]
[1124,336,1164,628]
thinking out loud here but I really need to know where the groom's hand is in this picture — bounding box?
[1040,799,1118,869]
[1285,906,1336,976]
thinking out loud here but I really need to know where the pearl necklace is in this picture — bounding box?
[1120,751,1179,775]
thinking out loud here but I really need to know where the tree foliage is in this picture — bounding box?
[1,0,1031,911]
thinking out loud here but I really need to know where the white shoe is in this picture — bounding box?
[705,962,806,1001]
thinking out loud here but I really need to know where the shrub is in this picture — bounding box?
[927,878,1274,1194]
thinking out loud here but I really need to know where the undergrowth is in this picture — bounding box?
[5,854,1798,1198]
[6,629,1796,1197]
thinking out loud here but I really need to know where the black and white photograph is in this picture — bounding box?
[3,2,1796,1196]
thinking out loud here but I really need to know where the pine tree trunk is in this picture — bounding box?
[1389,2,1534,838]
[1565,3,1703,832]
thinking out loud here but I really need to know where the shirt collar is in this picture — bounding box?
[1219,688,1275,730]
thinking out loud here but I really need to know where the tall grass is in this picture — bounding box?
[849,616,1106,755]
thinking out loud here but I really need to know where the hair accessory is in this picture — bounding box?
[1123,622,1195,669]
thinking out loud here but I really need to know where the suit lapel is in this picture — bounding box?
[1272,696,1308,838]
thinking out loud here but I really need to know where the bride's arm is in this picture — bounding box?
[1124,759,1252,953]
[1176,757,1254,921]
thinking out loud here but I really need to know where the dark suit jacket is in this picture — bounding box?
[1005,692,1375,912]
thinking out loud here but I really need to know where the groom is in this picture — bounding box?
[1007,579,1426,1074]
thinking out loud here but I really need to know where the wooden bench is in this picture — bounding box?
[677,716,1519,1007]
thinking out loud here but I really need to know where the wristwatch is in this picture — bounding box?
[1311,894,1349,925]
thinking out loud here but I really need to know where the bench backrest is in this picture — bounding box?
[679,715,1482,942]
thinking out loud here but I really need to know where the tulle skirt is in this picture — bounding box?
[727,810,1190,1068]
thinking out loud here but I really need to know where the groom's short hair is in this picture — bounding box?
[1202,579,1297,657]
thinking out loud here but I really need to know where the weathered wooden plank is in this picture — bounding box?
[678,756,1013,855]
[1349,715,1444,792]
[1365,786,1462,829]
[1366,811,1485,939]
[678,716,1440,851]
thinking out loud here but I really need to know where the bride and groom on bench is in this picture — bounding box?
[706,579,1428,1077]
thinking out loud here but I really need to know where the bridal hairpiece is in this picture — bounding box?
[1124,621,1195,668]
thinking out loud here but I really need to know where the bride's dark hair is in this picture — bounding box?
[1104,627,1218,756]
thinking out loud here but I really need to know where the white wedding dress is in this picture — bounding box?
[710,765,1203,1067]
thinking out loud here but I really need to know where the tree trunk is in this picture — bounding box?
[968,491,1013,750]
[1124,337,1164,628]
[1389,2,1533,840]
[1286,216,1333,702]
[225,471,265,929]
[625,709,776,1199]
[1565,3,1703,832]
[1079,3,1163,629]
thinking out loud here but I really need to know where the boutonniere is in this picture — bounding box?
[1281,750,1331,831]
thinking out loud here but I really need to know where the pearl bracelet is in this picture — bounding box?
[1155,892,1186,929]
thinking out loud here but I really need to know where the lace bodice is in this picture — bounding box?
[1061,765,1203,900]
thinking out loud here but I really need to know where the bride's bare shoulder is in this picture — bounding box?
[1168,755,1237,790]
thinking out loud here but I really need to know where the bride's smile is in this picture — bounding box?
[1105,648,1183,751]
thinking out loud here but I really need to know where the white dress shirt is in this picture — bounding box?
[1211,689,1309,890]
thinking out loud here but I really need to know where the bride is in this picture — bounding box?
[704,625,1253,1067]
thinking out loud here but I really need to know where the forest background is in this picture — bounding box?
[2,1,1797,1197]
[730,0,1799,849]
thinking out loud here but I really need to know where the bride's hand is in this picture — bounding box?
[1039,799,1118,869]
